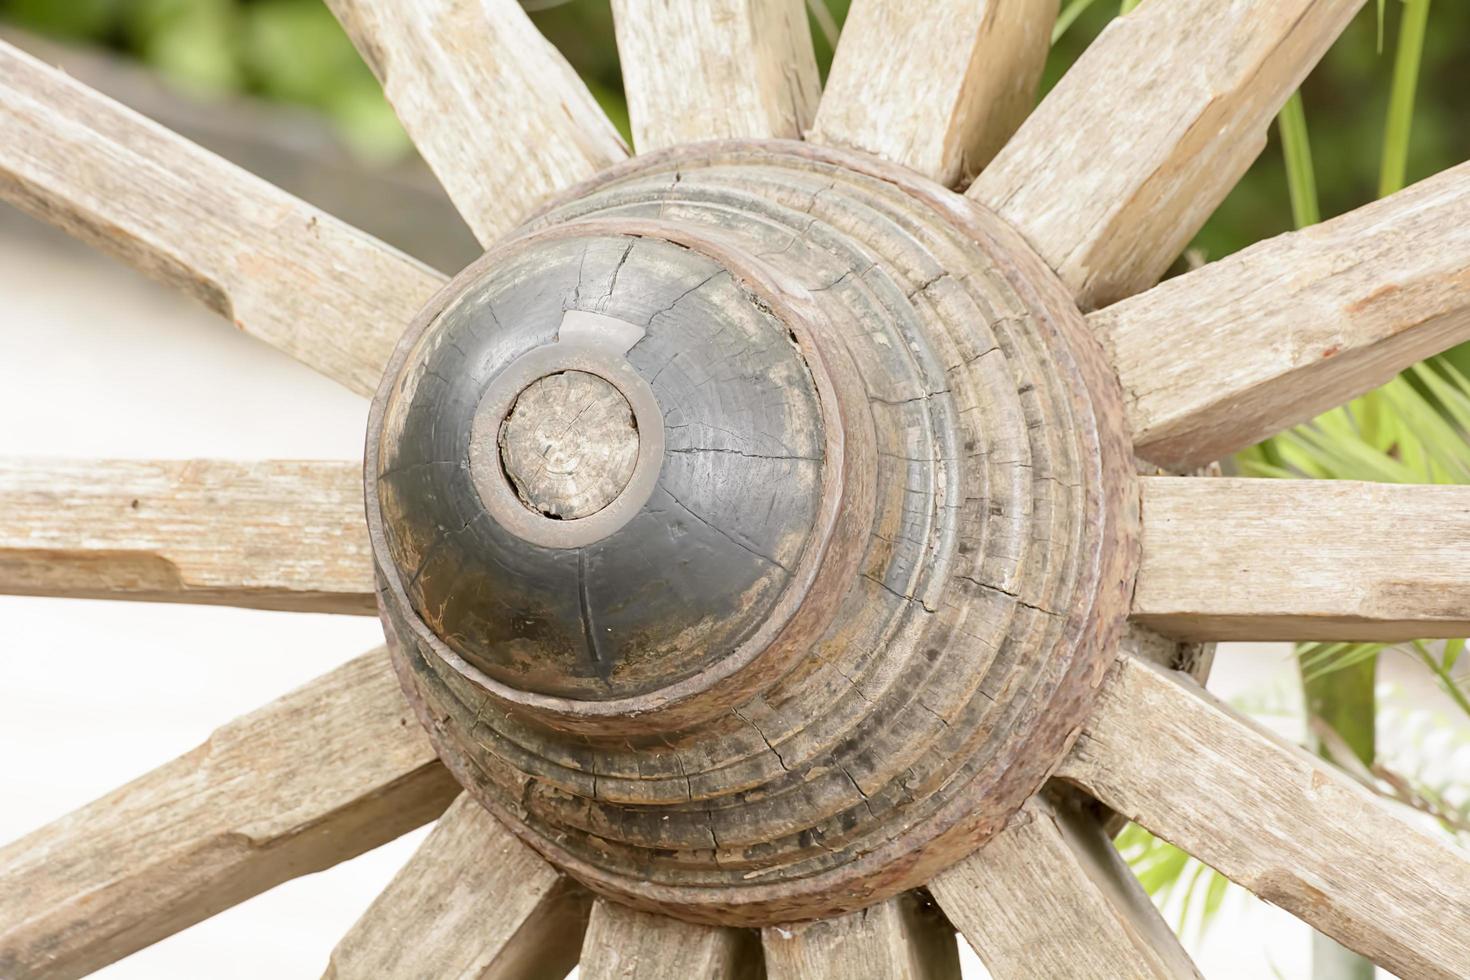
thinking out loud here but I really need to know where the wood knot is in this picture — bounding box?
[498,370,639,520]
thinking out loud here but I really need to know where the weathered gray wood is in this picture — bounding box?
[611,0,819,152]
[1,25,481,273]
[762,893,960,979]
[579,900,760,979]
[931,794,1201,979]
[1060,654,1470,980]
[1135,477,1470,641]
[1093,161,1470,469]
[326,0,628,246]
[0,39,443,396]
[969,0,1364,308]
[325,794,590,980]
[811,0,1057,186]
[0,458,374,613]
[0,649,459,980]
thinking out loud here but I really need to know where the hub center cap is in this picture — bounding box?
[498,369,638,521]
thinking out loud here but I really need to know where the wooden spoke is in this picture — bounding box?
[931,795,1201,980]
[968,0,1364,309]
[0,649,458,980]
[326,0,628,246]
[1093,161,1470,469]
[1135,477,1470,641]
[0,40,442,397]
[325,794,590,980]
[762,894,960,979]
[1059,654,1470,980]
[579,900,760,979]
[0,458,373,614]
[611,0,819,152]
[811,0,1057,186]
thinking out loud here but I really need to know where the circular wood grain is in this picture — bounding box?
[366,140,1139,925]
[497,370,640,521]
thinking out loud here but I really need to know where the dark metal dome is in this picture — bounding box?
[372,232,831,703]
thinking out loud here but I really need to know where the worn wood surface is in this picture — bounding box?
[2,26,481,273]
[811,0,1056,186]
[325,793,590,980]
[0,39,442,396]
[374,143,1138,923]
[1135,477,1470,641]
[762,893,960,979]
[579,900,760,979]
[931,794,1200,979]
[0,458,373,613]
[969,0,1364,309]
[611,0,818,152]
[1094,161,1470,469]
[498,370,642,521]
[326,0,627,247]
[1061,654,1470,980]
[0,649,458,980]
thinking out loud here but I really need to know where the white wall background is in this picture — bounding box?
[0,203,1425,979]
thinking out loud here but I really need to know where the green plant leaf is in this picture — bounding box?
[1053,0,1101,43]
[1379,0,1432,196]
[1278,91,1320,228]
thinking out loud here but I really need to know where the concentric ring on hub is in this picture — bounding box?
[366,140,1138,926]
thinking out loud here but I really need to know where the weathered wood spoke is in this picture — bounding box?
[969,0,1364,308]
[1094,161,1470,469]
[1061,654,1470,980]
[0,458,374,613]
[0,650,458,980]
[325,794,590,980]
[931,794,1201,979]
[326,0,628,247]
[579,900,761,979]
[0,40,442,396]
[762,894,960,979]
[611,0,819,152]
[810,0,1057,186]
[1135,477,1470,641]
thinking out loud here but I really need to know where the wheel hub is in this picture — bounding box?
[366,141,1138,925]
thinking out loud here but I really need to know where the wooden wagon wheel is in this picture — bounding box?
[2,0,1468,976]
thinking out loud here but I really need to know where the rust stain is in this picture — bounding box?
[1345,281,1401,315]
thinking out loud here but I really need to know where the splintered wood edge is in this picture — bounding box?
[325,794,591,980]
[969,0,1363,309]
[1093,161,1470,470]
[0,38,442,396]
[1133,478,1470,641]
[811,0,1058,187]
[325,0,627,247]
[611,0,819,152]
[930,794,1201,979]
[0,458,375,613]
[1060,653,1470,980]
[0,649,458,980]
